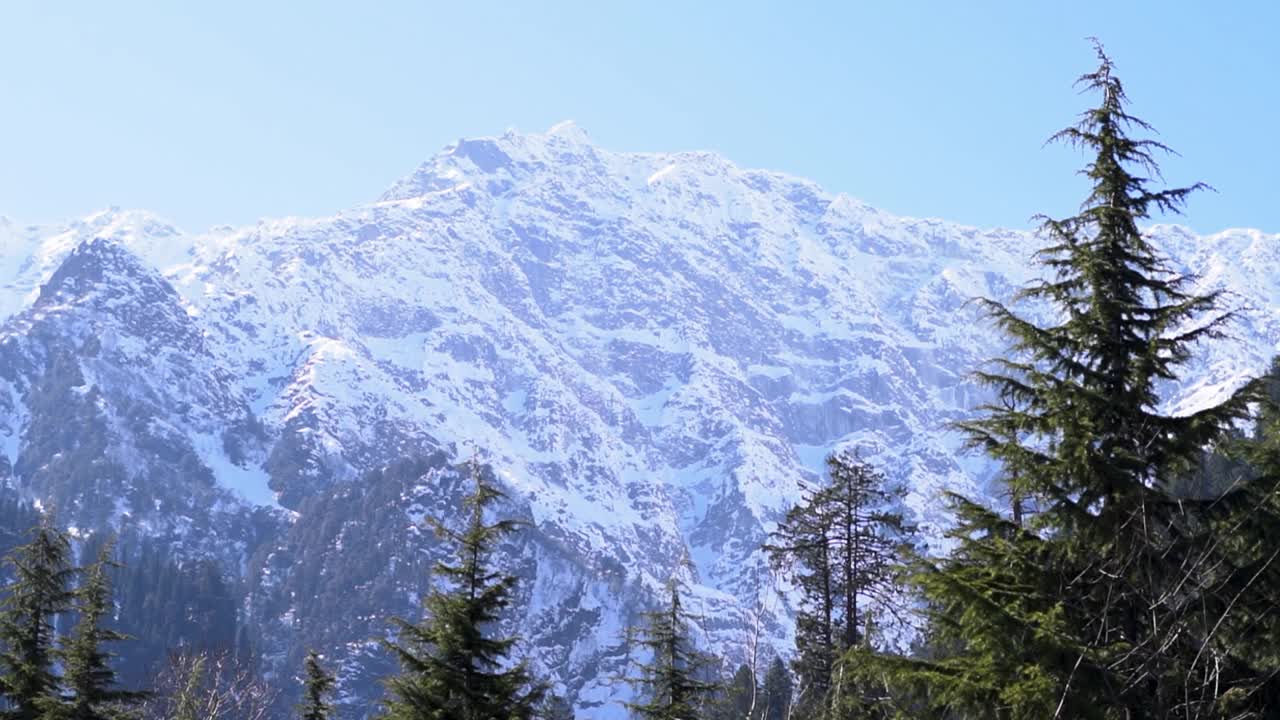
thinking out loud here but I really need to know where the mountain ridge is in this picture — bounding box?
[0,124,1275,716]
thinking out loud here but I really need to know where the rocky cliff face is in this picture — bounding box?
[0,123,1273,716]
[0,238,272,557]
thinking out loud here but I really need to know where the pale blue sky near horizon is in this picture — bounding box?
[1,2,1276,234]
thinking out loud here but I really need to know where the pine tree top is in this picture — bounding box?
[299,650,335,720]
[44,541,147,720]
[960,40,1261,526]
[380,461,545,720]
[872,42,1275,720]
[621,579,720,720]
[0,520,77,720]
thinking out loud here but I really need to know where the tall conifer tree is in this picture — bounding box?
[760,658,791,720]
[622,579,719,720]
[40,543,145,720]
[765,451,911,716]
[712,664,760,720]
[380,463,544,720]
[864,41,1268,719]
[0,521,75,720]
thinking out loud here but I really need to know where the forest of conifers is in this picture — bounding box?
[1,43,1279,720]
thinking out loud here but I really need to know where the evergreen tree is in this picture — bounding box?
[759,658,791,720]
[298,651,335,720]
[712,664,759,720]
[864,41,1270,719]
[380,463,544,720]
[40,543,145,720]
[622,579,719,720]
[91,535,242,691]
[0,521,75,720]
[764,450,911,716]
[1208,358,1280,715]
[0,499,43,564]
[765,485,833,713]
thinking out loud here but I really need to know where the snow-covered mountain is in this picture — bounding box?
[0,122,1275,716]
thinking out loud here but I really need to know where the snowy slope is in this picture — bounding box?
[0,123,1275,715]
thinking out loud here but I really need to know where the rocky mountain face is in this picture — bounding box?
[0,123,1275,716]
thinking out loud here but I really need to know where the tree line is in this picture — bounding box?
[2,41,1279,719]
[0,520,277,720]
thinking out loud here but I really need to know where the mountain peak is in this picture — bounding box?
[44,236,146,278]
[35,238,174,311]
[379,122,605,202]
[544,119,590,144]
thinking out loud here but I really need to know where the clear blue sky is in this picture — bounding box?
[1,1,1276,234]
